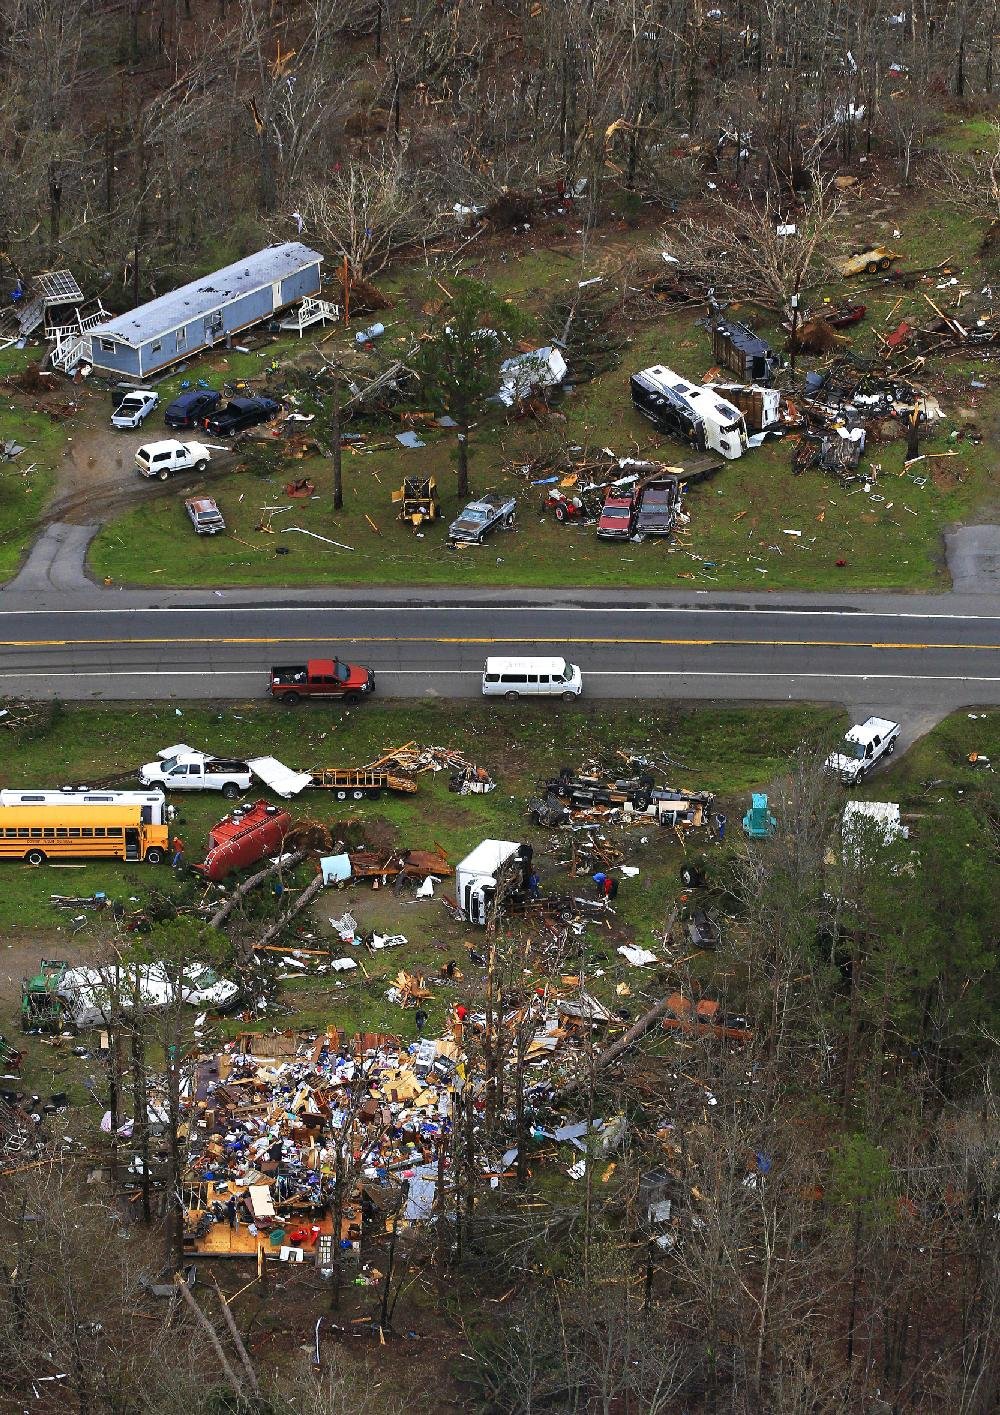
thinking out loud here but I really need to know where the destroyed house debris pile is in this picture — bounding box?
[177,996,627,1259]
[365,741,495,794]
[530,765,714,831]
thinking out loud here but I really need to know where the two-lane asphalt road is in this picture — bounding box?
[2,590,999,733]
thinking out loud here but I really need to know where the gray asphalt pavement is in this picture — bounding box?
[1,585,998,738]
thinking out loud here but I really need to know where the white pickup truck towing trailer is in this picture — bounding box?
[139,746,252,798]
[455,839,524,925]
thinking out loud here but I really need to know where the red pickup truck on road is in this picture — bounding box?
[269,658,375,705]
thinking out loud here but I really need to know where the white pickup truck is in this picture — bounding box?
[139,747,252,798]
[135,439,212,480]
[825,717,900,784]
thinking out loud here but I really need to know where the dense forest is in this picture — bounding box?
[0,0,997,302]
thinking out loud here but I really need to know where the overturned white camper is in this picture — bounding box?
[631,365,749,459]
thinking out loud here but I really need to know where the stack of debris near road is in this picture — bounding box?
[530,766,714,830]
[366,741,495,794]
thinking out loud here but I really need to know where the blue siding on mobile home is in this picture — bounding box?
[91,338,142,377]
[86,243,323,378]
[280,266,320,306]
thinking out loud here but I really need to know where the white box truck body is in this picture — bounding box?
[455,839,523,925]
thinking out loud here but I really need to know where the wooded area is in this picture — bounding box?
[1,0,997,302]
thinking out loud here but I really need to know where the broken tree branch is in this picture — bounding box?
[208,851,305,928]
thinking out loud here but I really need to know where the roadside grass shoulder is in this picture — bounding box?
[871,706,1000,811]
[0,410,61,578]
[0,699,843,937]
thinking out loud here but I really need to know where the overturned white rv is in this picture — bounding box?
[630,365,749,459]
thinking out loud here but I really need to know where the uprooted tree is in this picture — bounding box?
[413,277,523,500]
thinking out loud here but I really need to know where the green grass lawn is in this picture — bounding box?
[87,319,990,591]
[0,408,60,579]
[0,698,844,933]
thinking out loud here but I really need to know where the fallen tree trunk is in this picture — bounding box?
[208,851,305,929]
[254,870,325,950]
[559,993,675,1098]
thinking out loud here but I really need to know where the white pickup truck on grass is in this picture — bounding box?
[825,717,900,784]
[139,747,252,798]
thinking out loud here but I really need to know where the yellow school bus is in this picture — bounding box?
[0,793,170,866]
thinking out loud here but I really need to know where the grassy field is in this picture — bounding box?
[0,696,845,925]
[87,182,998,592]
[0,698,844,1067]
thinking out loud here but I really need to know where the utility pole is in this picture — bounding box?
[788,286,801,376]
[331,376,343,512]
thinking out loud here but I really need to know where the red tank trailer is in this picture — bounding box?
[195,800,293,881]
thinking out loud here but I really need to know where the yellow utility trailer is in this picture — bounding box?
[836,246,901,278]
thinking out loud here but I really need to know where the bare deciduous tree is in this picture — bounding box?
[298,141,439,280]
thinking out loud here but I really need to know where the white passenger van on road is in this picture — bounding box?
[482,657,583,701]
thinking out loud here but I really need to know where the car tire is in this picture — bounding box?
[282,691,301,706]
[879,257,892,270]
[505,690,519,701]
[555,504,567,522]
[222,783,240,800]
[886,739,896,754]
[344,692,362,705]
[504,513,515,528]
[146,847,164,865]
[158,469,169,481]
[336,790,348,800]
[561,690,576,702]
[195,459,207,473]
[25,849,46,866]
[867,260,880,274]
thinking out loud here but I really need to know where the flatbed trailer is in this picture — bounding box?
[308,768,418,799]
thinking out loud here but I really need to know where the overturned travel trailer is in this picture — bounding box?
[631,366,749,459]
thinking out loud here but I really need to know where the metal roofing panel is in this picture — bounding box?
[89,243,323,347]
[248,755,313,798]
[34,269,85,303]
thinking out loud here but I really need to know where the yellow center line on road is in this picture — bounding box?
[0,635,996,651]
